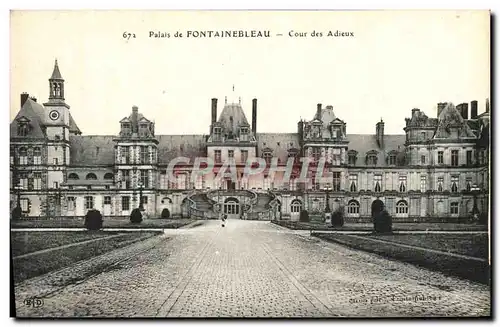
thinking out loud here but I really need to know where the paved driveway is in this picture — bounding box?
[14,220,490,318]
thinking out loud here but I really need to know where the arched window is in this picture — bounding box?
[33,147,42,165]
[347,200,360,214]
[68,173,80,180]
[104,173,114,180]
[396,200,408,214]
[291,199,302,213]
[86,173,98,180]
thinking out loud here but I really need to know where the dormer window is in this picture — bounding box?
[387,151,398,165]
[240,127,249,142]
[262,151,273,165]
[121,123,131,136]
[213,127,222,142]
[366,151,378,166]
[348,150,358,165]
[17,122,29,137]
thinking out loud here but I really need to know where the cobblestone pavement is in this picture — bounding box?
[14,220,490,318]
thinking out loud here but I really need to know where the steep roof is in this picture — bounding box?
[217,103,250,133]
[10,98,47,139]
[347,134,406,167]
[434,103,476,139]
[157,135,206,163]
[50,60,63,80]
[69,135,115,165]
[257,133,300,163]
[68,113,82,135]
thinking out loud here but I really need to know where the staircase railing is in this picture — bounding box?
[185,190,206,219]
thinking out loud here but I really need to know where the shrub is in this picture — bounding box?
[478,212,489,225]
[331,207,345,228]
[299,210,310,222]
[84,209,103,230]
[11,206,22,220]
[130,208,143,224]
[373,210,392,234]
[161,208,170,219]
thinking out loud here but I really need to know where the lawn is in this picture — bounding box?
[272,220,488,231]
[313,232,490,284]
[12,231,161,283]
[10,218,196,229]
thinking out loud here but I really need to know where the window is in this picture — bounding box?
[86,173,97,180]
[421,155,426,165]
[241,150,248,164]
[84,196,94,210]
[312,147,321,162]
[214,150,222,164]
[366,154,378,166]
[438,151,444,164]
[140,146,148,164]
[19,147,27,165]
[420,176,427,193]
[291,200,302,213]
[18,123,29,136]
[388,155,397,165]
[374,175,382,192]
[53,181,59,189]
[396,200,408,214]
[195,175,203,189]
[466,150,473,165]
[33,147,42,164]
[68,173,79,180]
[451,150,459,166]
[437,177,444,192]
[213,127,222,142]
[140,170,149,188]
[18,172,28,189]
[347,200,360,214]
[263,152,272,165]
[332,172,341,191]
[53,158,58,165]
[421,132,426,140]
[450,202,459,214]
[289,178,297,191]
[349,174,357,192]
[33,172,42,190]
[263,177,271,190]
[122,196,130,211]
[104,196,112,205]
[228,150,234,159]
[240,127,248,141]
[466,177,472,192]
[104,173,114,180]
[121,146,130,164]
[348,153,357,165]
[122,170,131,189]
[451,176,459,193]
[399,176,407,193]
[20,199,29,212]
[141,196,148,205]
[67,197,75,211]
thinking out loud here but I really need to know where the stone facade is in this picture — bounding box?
[10,61,490,222]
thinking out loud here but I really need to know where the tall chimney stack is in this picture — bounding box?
[211,98,217,124]
[460,103,469,119]
[252,98,257,135]
[131,106,139,133]
[376,119,385,148]
[20,92,29,107]
[486,98,490,113]
[316,103,322,120]
[471,100,478,119]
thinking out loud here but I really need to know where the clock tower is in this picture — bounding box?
[43,59,71,192]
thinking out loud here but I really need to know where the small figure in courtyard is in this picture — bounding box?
[222,214,227,227]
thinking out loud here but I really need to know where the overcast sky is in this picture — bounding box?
[10,10,490,136]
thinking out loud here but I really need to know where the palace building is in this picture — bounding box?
[10,61,490,222]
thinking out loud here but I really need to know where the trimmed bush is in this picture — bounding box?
[331,207,345,228]
[373,210,392,234]
[84,209,103,230]
[299,210,310,222]
[11,206,22,220]
[161,208,170,219]
[478,212,489,225]
[130,208,143,224]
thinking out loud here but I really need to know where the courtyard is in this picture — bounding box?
[13,220,490,318]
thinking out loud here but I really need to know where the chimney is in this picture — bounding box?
[316,103,322,120]
[471,100,478,119]
[131,106,139,133]
[297,120,304,141]
[252,98,257,135]
[20,93,29,107]
[30,97,37,103]
[459,103,469,119]
[486,98,490,113]
[376,119,385,148]
[437,102,446,117]
[411,108,420,118]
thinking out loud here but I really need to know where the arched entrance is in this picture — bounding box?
[224,197,240,219]
[371,199,384,218]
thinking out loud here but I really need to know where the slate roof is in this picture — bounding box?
[69,135,116,166]
[50,60,63,80]
[257,133,300,163]
[10,98,47,139]
[68,113,82,135]
[217,103,251,133]
[156,135,206,163]
[347,134,406,167]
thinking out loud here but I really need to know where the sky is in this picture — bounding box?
[10,10,490,136]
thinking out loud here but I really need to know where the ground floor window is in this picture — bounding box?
[291,200,302,213]
[122,196,130,211]
[67,196,76,211]
[450,202,459,214]
[104,196,112,205]
[396,200,408,214]
[84,196,94,210]
[20,198,29,212]
[347,200,359,214]
[141,196,148,205]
